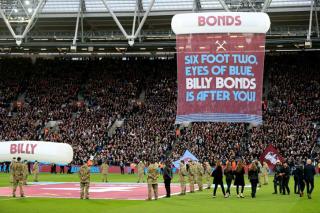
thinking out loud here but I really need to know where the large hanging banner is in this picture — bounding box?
[172,12,270,124]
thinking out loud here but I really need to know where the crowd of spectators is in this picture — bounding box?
[100,59,177,165]
[0,53,319,167]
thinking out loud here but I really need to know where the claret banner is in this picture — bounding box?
[172,12,270,124]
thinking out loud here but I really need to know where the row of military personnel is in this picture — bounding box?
[6,157,284,199]
[78,159,207,200]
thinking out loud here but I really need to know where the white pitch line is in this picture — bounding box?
[0,198,20,201]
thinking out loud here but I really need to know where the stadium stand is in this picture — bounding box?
[0,53,319,167]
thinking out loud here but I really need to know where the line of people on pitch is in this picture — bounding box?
[273,159,316,199]
[108,159,207,200]
[210,160,262,198]
[178,160,212,195]
[78,159,172,200]
[178,159,268,199]
[9,157,39,184]
[105,159,174,200]
[9,157,39,198]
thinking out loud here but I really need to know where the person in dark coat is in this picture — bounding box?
[163,161,173,198]
[292,163,299,194]
[60,165,65,174]
[281,162,290,195]
[224,162,234,198]
[295,162,305,197]
[273,160,283,194]
[248,162,259,198]
[51,164,57,174]
[304,159,316,199]
[67,164,72,174]
[211,161,226,198]
[234,161,245,198]
[119,161,125,175]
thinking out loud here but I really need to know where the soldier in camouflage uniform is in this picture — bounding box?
[147,160,159,200]
[12,157,24,197]
[23,160,28,185]
[79,161,90,199]
[204,162,212,189]
[137,160,145,183]
[196,162,204,191]
[179,160,188,195]
[188,160,196,193]
[32,160,39,182]
[9,157,16,185]
[100,161,109,183]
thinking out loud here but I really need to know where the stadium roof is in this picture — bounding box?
[39,0,311,13]
[0,0,319,56]
[1,0,314,13]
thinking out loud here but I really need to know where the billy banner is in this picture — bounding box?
[172,12,270,124]
[0,141,73,164]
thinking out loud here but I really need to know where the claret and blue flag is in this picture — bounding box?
[172,12,270,124]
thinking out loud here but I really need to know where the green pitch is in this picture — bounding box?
[0,173,319,213]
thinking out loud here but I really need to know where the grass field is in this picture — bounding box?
[0,173,319,213]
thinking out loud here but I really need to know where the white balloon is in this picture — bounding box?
[0,141,73,164]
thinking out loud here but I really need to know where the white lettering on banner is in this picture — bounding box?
[186,77,213,89]
[216,77,256,89]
